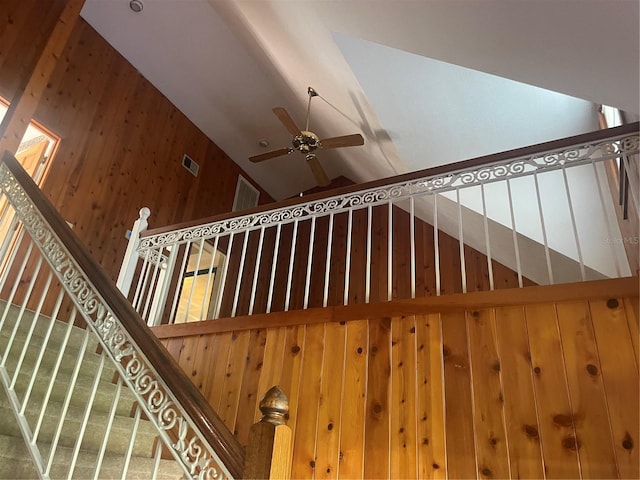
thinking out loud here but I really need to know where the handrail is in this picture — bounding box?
[150,276,639,338]
[142,122,639,238]
[0,151,245,478]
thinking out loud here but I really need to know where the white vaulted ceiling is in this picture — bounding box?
[81,0,639,201]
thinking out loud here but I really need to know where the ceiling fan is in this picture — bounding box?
[249,87,364,187]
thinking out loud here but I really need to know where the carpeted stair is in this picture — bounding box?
[0,301,185,479]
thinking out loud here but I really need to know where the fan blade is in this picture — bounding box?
[306,155,330,187]
[273,107,302,136]
[249,147,293,163]
[319,133,364,149]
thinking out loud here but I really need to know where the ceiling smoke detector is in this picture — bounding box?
[129,0,143,13]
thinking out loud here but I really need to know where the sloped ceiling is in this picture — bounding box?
[81,0,639,201]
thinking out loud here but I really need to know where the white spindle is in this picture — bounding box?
[68,353,106,480]
[456,188,467,293]
[152,437,163,479]
[149,245,178,326]
[169,244,191,322]
[561,166,586,281]
[142,249,165,323]
[184,239,206,322]
[533,172,554,284]
[10,269,51,389]
[121,405,142,480]
[30,309,77,428]
[93,377,123,480]
[22,288,65,407]
[506,179,523,288]
[266,223,282,313]
[302,217,316,309]
[433,194,441,296]
[248,226,266,315]
[323,214,334,307]
[365,205,372,303]
[0,240,34,332]
[213,233,234,319]
[1,250,40,367]
[480,184,494,290]
[231,231,250,317]
[199,236,220,321]
[410,197,416,299]
[387,201,393,301]
[284,221,299,312]
[343,210,353,305]
[592,161,623,277]
[622,155,639,213]
[303,217,317,309]
[131,251,152,313]
[45,329,91,476]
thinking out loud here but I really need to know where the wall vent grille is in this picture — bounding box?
[182,154,199,177]
[232,175,260,212]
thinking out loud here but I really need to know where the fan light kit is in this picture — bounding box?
[249,87,364,187]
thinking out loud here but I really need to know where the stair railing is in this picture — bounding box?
[121,124,639,326]
[0,151,244,479]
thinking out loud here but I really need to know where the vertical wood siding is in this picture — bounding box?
[0,4,272,282]
[216,205,535,319]
[161,293,639,479]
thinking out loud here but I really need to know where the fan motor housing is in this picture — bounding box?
[293,131,320,153]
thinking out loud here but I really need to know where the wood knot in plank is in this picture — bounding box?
[561,435,581,451]
[585,364,599,376]
[606,298,619,309]
[623,433,634,450]
[523,424,539,439]
[481,467,493,477]
[553,413,574,427]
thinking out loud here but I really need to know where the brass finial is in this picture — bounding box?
[259,386,289,426]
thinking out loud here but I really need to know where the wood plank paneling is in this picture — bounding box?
[525,303,581,479]
[555,301,618,479]
[494,306,544,479]
[589,298,639,479]
[339,319,367,478]
[441,311,476,479]
[315,321,346,479]
[390,315,418,479]
[364,317,391,479]
[0,6,273,284]
[467,308,510,479]
[291,322,325,479]
[234,328,267,445]
[160,283,638,480]
[415,313,446,479]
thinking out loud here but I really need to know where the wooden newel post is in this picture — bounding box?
[243,386,293,479]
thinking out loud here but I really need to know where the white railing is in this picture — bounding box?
[121,125,639,326]
[0,154,244,479]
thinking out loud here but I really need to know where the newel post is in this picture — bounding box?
[243,386,293,479]
[116,207,150,297]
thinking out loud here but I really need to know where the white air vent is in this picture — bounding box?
[182,154,199,177]
[232,175,260,212]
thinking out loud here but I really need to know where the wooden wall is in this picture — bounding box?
[0,1,272,281]
[156,278,639,479]
[214,204,534,318]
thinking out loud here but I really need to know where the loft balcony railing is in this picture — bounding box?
[120,123,639,326]
[0,152,244,479]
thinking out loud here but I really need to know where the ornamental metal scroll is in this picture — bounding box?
[0,164,232,480]
[139,132,639,249]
